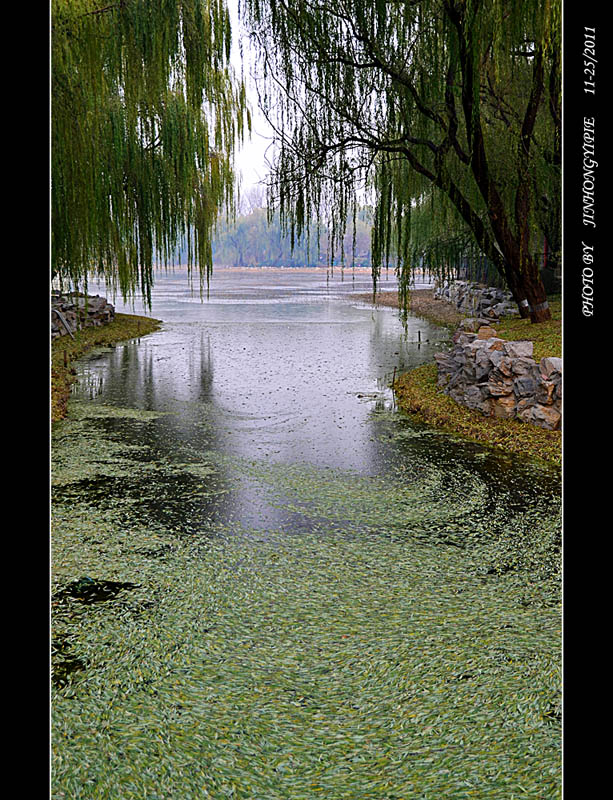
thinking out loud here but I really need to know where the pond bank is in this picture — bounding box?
[52,288,562,465]
[353,288,562,467]
[52,273,561,798]
[51,313,162,423]
[352,287,465,329]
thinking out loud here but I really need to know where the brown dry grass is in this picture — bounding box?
[352,288,465,328]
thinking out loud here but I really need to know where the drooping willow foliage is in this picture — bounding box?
[240,0,561,321]
[52,0,250,306]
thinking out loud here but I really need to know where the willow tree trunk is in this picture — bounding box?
[497,247,551,322]
[502,269,532,320]
[518,259,552,323]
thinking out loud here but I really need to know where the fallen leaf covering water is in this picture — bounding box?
[51,398,561,799]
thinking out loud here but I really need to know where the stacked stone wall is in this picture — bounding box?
[52,293,115,339]
[434,280,519,319]
[434,319,561,431]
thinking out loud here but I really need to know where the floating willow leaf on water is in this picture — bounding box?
[51,377,560,799]
[67,401,170,422]
[53,517,560,796]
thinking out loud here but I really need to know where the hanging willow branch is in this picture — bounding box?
[52,0,251,307]
[240,0,560,322]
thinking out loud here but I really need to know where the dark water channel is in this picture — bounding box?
[51,268,561,799]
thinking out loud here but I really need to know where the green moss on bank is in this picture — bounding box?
[51,313,162,423]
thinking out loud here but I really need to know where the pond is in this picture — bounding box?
[51,268,561,799]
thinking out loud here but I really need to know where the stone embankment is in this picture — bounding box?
[434,318,561,430]
[434,280,519,319]
[52,292,115,339]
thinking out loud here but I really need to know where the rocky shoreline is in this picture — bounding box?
[433,279,520,319]
[353,283,561,455]
[434,319,561,431]
[52,292,116,339]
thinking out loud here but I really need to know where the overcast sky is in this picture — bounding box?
[227,0,275,195]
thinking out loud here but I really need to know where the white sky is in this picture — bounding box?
[227,0,275,194]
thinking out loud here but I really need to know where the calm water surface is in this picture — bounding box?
[51,268,561,799]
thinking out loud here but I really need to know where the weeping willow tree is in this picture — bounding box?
[240,0,561,322]
[52,0,251,306]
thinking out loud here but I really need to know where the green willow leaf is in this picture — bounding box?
[52,0,250,307]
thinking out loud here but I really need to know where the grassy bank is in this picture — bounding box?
[51,313,162,423]
[393,362,561,467]
[360,289,562,467]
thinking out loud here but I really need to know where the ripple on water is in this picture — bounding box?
[52,273,560,799]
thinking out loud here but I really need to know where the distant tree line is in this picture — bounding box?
[210,207,373,268]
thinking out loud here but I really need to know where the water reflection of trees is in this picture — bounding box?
[69,328,241,534]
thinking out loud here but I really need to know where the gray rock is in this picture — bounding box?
[488,349,504,369]
[536,379,556,406]
[454,331,478,345]
[51,293,115,338]
[459,318,481,333]
[491,301,519,317]
[513,376,537,397]
[518,404,561,431]
[540,357,563,379]
[492,356,513,378]
[516,397,537,415]
[474,349,494,381]
[503,340,534,359]
[461,364,477,382]
[511,356,537,376]
[464,384,490,413]
[432,306,561,431]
